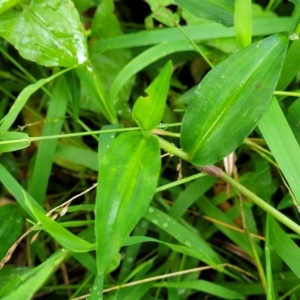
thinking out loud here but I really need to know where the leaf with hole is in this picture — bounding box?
[132,61,172,132]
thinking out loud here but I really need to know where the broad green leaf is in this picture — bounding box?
[90,0,134,121]
[234,0,252,48]
[95,131,161,274]
[0,205,23,259]
[174,0,234,27]
[181,34,288,166]
[156,281,243,299]
[23,192,93,252]
[0,0,87,67]
[132,61,172,132]
[0,132,30,152]
[1,250,67,300]
[28,77,69,204]
[0,0,21,14]
[0,67,72,132]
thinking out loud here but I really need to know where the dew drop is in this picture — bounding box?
[162,222,169,228]
[152,219,158,225]
[184,240,192,248]
[148,207,154,213]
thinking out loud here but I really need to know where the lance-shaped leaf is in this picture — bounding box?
[132,61,172,132]
[180,34,288,166]
[174,0,234,27]
[0,0,87,67]
[95,131,160,274]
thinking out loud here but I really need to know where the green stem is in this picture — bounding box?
[274,91,300,97]
[159,2,214,69]
[153,138,300,235]
[156,173,206,192]
[156,136,191,161]
[152,129,180,138]
[218,169,300,235]
[0,127,140,146]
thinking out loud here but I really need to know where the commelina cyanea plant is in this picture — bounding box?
[0,0,300,299]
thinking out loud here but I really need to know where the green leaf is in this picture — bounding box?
[1,250,67,300]
[95,131,161,274]
[0,0,87,67]
[110,41,195,103]
[75,67,117,124]
[0,204,23,259]
[55,145,98,171]
[90,0,134,121]
[259,98,300,208]
[132,61,172,132]
[0,68,72,132]
[269,217,300,279]
[94,18,293,51]
[0,132,30,152]
[0,164,44,219]
[23,192,93,252]
[180,34,288,166]
[143,206,222,265]
[28,77,69,204]
[156,281,244,299]
[0,0,21,14]
[174,0,234,27]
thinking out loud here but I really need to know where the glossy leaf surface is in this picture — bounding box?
[174,0,234,27]
[95,131,160,274]
[132,61,172,131]
[0,0,21,14]
[0,0,87,67]
[181,34,288,166]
